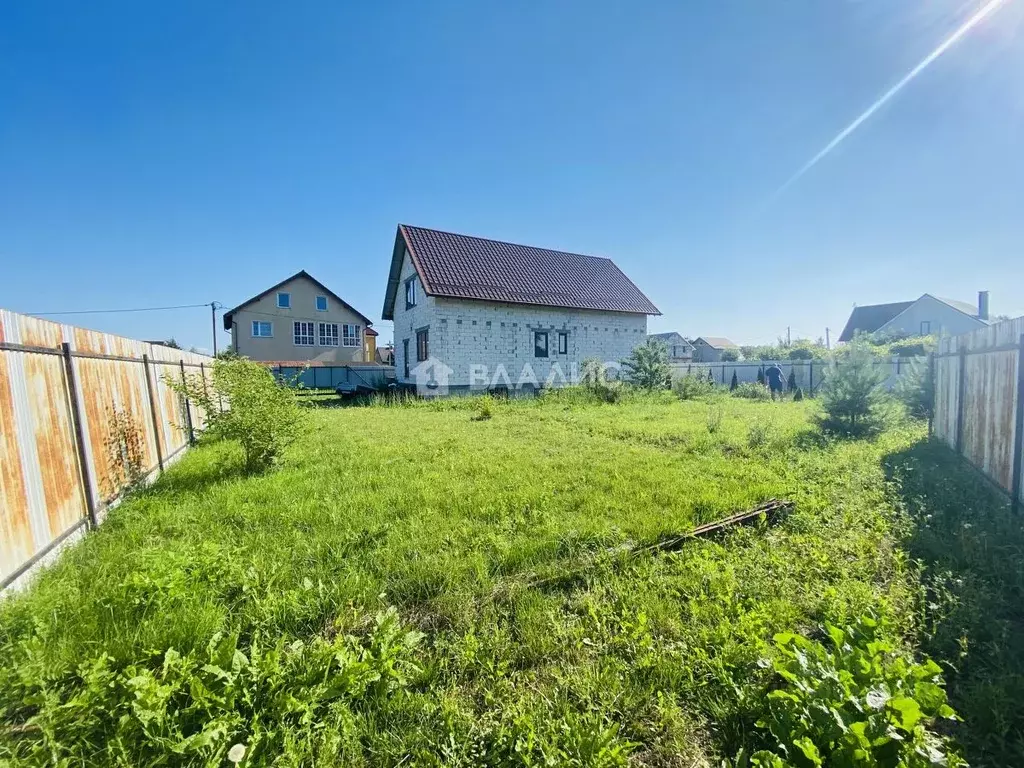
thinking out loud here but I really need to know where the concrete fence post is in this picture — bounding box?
[1011,334,1024,515]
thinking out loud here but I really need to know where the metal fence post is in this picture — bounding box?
[927,352,935,438]
[142,354,164,473]
[179,360,195,445]
[61,342,98,529]
[1011,334,1024,515]
[955,346,967,455]
[808,361,814,397]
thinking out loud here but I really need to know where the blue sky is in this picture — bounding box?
[2,0,1022,350]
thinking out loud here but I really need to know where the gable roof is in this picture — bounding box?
[649,332,690,345]
[694,336,737,349]
[837,301,914,342]
[933,295,981,317]
[223,270,372,330]
[382,224,661,320]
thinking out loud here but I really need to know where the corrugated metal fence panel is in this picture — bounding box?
[0,309,215,588]
[933,317,1024,500]
[670,358,919,392]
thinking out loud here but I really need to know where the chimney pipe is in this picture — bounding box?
[978,290,990,321]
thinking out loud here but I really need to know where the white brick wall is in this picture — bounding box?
[392,250,649,389]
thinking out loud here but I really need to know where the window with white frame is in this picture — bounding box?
[405,277,417,309]
[315,295,328,311]
[342,324,361,347]
[277,292,291,308]
[251,320,273,337]
[319,322,339,346]
[293,321,315,346]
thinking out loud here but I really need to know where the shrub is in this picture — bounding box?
[732,382,770,401]
[673,374,715,401]
[747,419,771,449]
[168,358,304,472]
[736,615,964,767]
[579,357,628,403]
[721,349,739,362]
[730,371,739,391]
[786,370,797,392]
[894,356,933,419]
[621,339,671,390]
[819,342,894,437]
[793,387,803,401]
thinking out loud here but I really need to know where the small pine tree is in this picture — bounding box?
[730,370,739,391]
[793,387,804,401]
[707,368,715,385]
[757,367,766,386]
[787,370,797,392]
[819,341,894,436]
[621,339,671,390]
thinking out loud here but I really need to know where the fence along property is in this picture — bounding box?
[932,316,1024,512]
[0,309,215,591]
[672,357,921,394]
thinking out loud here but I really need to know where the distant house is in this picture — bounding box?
[223,270,376,363]
[648,332,694,362]
[691,337,739,363]
[382,224,661,392]
[376,344,395,366]
[838,292,990,342]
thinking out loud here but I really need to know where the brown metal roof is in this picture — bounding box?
[382,225,660,319]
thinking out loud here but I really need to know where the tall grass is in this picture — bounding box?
[0,396,992,765]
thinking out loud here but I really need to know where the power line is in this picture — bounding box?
[27,302,212,316]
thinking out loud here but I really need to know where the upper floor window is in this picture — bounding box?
[277,292,291,309]
[405,277,417,309]
[293,321,315,346]
[251,321,273,337]
[315,295,328,311]
[342,324,361,347]
[319,322,339,346]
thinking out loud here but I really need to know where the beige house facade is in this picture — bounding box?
[224,271,376,363]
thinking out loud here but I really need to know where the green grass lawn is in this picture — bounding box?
[0,392,1019,766]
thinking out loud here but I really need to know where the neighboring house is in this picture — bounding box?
[223,270,376,363]
[838,291,990,342]
[381,224,661,392]
[376,344,395,366]
[648,332,694,362]
[691,337,738,362]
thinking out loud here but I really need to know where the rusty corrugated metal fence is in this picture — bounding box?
[0,309,216,590]
[932,316,1024,512]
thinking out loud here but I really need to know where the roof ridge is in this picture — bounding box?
[400,223,615,264]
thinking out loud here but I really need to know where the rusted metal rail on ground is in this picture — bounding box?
[526,498,793,591]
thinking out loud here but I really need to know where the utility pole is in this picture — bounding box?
[210,302,220,357]
[786,326,791,346]
[825,327,831,350]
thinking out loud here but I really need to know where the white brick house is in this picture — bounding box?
[382,225,660,393]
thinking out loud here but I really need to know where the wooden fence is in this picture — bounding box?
[932,317,1024,512]
[0,309,215,591]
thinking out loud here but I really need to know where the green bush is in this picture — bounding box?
[819,342,894,437]
[673,374,716,401]
[732,382,770,401]
[736,615,964,767]
[168,357,304,472]
[621,339,671,390]
[472,394,494,421]
[893,357,933,419]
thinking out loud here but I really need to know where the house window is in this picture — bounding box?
[534,331,549,358]
[342,324,361,347]
[416,328,429,362]
[920,321,931,335]
[558,331,568,354]
[251,321,273,337]
[315,295,328,311]
[293,321,315,346]
[403,339,410,378]
[319,322,339,346]
[277,292,291,309]
[405,277,417,309]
